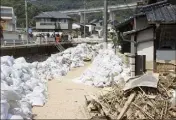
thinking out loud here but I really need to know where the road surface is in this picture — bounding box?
[32,62,100,119]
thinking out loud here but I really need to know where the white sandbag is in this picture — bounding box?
[7,114,23,120]
[1,100,10,119]
[26,92,45,106]
[33,86,45,94]
[31,62,38,68]
[11,69,23,79]
[31,97,45,106]
[12,64,23,70]
[12,78,22,86]
[8,100,20,110]
[25,78,39,90]
[1,65,12,77]
[4,77,13,85]
[1,56,14,66]
[21,74,31,82]
[1,73,6,80]
[14,57,26,64]
[9,107,29,119]
[1,88,22,101]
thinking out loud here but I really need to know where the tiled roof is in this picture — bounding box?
[146,5,176,23]
[138,1,176,24]
[115,13,145,29]
[35,11,71,19]
[89,19,98,24]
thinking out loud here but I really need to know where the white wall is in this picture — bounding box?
[86,25,95,33]
[136,28,154,70]
[3,31,19,40]
[137,41,154,61]
[156,50,176,60]
[137,28,154,61]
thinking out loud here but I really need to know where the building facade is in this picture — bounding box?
[0,6,17,31]
[117,1,176,73]
[34,11,73,33]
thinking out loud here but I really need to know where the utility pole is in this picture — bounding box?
[25,0,29,44]
[104,0,108,48]
[84,0,86,38]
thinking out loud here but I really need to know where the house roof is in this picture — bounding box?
[116,1,176,30]
[115,13,145,30]
[89,19,98,24]
[146,5,176,24]
[35,11,71,19]
[138,1,176,24]
[123,26,154,36]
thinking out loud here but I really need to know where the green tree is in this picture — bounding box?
[1,0,54,28]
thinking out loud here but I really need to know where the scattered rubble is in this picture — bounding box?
[85,73,176,119]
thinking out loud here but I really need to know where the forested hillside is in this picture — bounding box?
[1,0,54,27]
[1,0,137,28]
[31,0,137,10]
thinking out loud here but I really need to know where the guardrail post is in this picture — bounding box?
[4,41,6,46]
[13,40,15,46]
[40,36,41,45]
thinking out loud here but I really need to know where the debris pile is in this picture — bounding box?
[1,43,103,119]
[74,48,130,87]
[86,73,176,119]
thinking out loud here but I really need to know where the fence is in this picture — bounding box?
[1,37,56,47]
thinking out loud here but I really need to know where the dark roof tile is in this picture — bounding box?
[35,11,71,19]
[146,4,176,23]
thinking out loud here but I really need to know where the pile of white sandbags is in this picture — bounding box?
[35,43,104,80]
[1,43,103,119]
[74,48,131,87]
[1,56,47,119]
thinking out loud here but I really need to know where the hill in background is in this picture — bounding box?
[1,0,137,28]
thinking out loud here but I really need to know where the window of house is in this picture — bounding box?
[159,25,176,50]
[40,18,44,22]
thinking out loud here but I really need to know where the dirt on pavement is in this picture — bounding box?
[32,62,100,119]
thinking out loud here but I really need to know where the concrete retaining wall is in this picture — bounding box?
[1,44,73,58]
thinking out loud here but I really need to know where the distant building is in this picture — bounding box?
[0,6,17,31]
[86,24,96,34]
[34,11,73,33]
[72,23,89,37]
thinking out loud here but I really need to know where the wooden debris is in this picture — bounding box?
[117,92,136,119]
[94,73,176,119]
[84,95,111,120]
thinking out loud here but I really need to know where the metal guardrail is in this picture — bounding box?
[1,37,104,49]
[1,37,55,47]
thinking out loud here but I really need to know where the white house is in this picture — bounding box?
[34,11,73,33]
[0,6,17,31]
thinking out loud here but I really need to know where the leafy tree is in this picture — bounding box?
[1,0,137,28]
[1,0,54,28]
